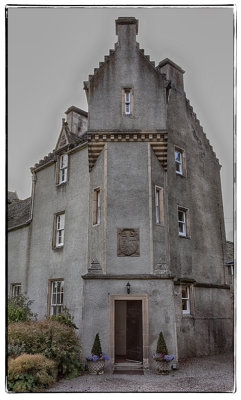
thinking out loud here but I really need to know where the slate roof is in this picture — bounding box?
[8,197,32,230]
[8,191,19,204]
[31,122,87,172]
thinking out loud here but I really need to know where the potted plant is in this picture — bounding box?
[86,333,110,375]
[153,332,175,374]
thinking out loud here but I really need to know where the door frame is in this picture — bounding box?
[109,294,149,367]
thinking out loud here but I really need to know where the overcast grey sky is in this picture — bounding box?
[7,6,234,240]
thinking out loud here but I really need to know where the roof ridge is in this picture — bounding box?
[185,96,220,164]
[136,43,156,69]
[88,44,118,83]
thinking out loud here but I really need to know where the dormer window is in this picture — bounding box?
[56,154,68,185]
[122,88,133,116]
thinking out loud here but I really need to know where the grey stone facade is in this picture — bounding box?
[8,17,233,368]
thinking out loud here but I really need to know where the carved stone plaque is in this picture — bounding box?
[117,228,140,257]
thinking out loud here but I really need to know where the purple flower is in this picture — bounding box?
[92,355,99,362]
[102,354,110,361]
[164,354,175,361]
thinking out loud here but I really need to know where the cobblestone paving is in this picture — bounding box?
[46,353,235,393]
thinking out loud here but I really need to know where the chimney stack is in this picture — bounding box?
[115,17,138,47]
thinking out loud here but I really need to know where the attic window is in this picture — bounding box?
[122,88,133,116]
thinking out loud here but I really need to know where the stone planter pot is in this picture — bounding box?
[87,359,105,375]
[155,359,171,375]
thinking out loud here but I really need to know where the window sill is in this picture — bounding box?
[176,172,185,178]
[92,223,100,227]
[56,181,67,187]
[182,314,194,318]
[178,235,191,240]
[52,246,64,251]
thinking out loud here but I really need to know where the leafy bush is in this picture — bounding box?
[156,331,168,355]
[8,320,83,378]
[48,306,78,329]
[8,353,57,392]
[8,295,37,323]
[8,340,26,358]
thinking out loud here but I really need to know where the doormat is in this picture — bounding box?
[113,370,144,375]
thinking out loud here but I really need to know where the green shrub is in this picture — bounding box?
[8,353,57,392]
[8,295,37,323]
[8,320,83,378]
[48,306,78,329]
[91,333,102,357]
[156,332,168,355]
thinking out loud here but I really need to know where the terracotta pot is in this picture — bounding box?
[87,359,105,375]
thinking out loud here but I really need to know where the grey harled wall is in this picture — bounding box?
[81,278,177,367]
[26,146,89,328]
[88,20,166,132]
[106,142,150,274]
[165,68,226,284]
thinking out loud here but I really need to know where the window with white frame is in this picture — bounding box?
[182,286,190,315]
[175,147,184,175]
[11,283,21,297]
[178,207,189,237]
[58,154,68,184]
[54,212,65,248]
[93,188,101,225]
[122,88,133,115]
[50,280,64,315]
[155,186,164,225]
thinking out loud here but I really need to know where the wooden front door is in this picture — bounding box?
[115,300,143,362]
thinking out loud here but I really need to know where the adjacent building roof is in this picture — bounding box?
[8,191,19,204]
[8,197,32,230]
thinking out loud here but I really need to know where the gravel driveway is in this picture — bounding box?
[46,353,235,393]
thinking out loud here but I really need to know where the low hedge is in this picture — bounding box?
[8,353,57,392]
[8,319,83,378]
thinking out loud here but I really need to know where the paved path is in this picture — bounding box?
[46,353,235,393]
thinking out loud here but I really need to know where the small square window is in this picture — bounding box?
[175,147,185,175]
[11,283,21,297]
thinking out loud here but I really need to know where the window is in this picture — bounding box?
[155,186,164,225]
[53,212,65,248]
[178,207,189,237]
[122,88,133,115]
[93,188,100,225]
[57,154,68,184]
[182,286,190,315]
[175,147,185,175]
[11,283,21,297]
[49,280,64,315]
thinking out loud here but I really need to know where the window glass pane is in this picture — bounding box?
[182,287,187,298]
[178,211,184,221]
[125,92,130,102]
[125,104,130,114]
[175,151,181,162]
[176,162,181,172]
[182,299,187,310]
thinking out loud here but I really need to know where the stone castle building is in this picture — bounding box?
[8,17,233,369]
